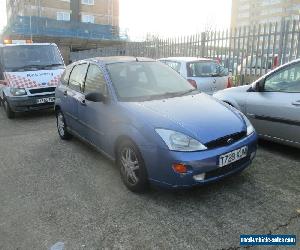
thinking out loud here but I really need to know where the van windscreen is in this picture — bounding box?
[2,45,64,71]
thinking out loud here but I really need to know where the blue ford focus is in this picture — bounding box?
[55,57,257,192]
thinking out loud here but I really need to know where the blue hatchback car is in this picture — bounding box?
[55,57,257,192]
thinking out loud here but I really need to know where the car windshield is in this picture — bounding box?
[2,45,64,71]
[187,61,228,77]
[107,61,197,102]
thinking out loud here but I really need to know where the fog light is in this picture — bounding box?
[250,151,256,161]
[172,163,187,174]
[193,173,205,181]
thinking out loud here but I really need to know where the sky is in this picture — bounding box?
[0,0,232,39]
[119,0,232,39]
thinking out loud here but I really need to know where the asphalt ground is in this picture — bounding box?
[0,109,299,250]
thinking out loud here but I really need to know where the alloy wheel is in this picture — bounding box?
[120,147,140,185]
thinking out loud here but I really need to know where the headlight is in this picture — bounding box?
[244,115,255,136]
[229,107,255,136]
[155,129,207,151]
[10,88,26,96]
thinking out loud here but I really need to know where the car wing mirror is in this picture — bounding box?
[255,79,265,92]
[85,92,105,102]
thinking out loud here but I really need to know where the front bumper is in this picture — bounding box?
[6,94,55,112]
[140,132,257,189]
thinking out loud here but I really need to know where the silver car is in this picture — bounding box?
[159,57,232,94]
[214,59,300,148]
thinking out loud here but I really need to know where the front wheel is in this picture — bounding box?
[56,110,72,140]
[3,99,15,119]
[117,140,149,193]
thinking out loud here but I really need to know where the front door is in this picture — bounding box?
[77,64,109,150]
[246,62,300,144]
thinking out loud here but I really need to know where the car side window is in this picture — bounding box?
[165,61,181,74]
[69,63,88,92]
[84,64,107,95]
[265,63,300,93]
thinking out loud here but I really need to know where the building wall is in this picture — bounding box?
[6,0,119,26]
[231,0,300,28]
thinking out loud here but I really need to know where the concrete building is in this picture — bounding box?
[4,0,122,62]
[231,0,300,28]
[6,0,119,27]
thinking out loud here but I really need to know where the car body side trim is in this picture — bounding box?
[254,115,300,127]
[67,127,115,161]
[77,118,105,136]
[65,111,78,121]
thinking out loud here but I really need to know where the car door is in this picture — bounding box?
[246,62,300,144]
[77,63,110,150]
[63,62,88,133]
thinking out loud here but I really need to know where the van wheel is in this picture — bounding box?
[56,110,72,140]
[117,140,148,193]
[3,99,15,119]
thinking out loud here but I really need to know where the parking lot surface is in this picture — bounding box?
[0,110,299,250]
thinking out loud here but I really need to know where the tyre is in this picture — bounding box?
[56,110,72,140]
[117,140,149,192]
[3,99,15,119]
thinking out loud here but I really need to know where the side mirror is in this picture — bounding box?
[255,80,265,92]
[85,92,105,102]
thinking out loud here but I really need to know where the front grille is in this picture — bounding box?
[205,131,247,149]
[205,156,250,179]
[29,87,56,94]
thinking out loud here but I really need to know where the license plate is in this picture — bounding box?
[219,146,248,167]
[36,97,55,104]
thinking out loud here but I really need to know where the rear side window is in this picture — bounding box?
[164,61,181,74]
[84,64,107,95]
[187,61,228,77]
[69,63,88,92]
[61,65,73,85]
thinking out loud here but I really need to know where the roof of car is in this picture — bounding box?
[87,56,156,64]
[158,57,214,62]
[0,43,57,47]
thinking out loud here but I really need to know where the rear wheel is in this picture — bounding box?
[56,110,72,140]
[3,99,15,119]
[117,140,148,192]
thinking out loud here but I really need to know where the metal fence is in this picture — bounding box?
[70,19,300,85]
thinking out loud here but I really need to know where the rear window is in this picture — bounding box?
[2,45,64,71]
[187,61,228,77]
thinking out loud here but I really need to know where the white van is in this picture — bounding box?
[0,42,65,118]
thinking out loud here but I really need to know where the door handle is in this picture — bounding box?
[63,90,68,96]
[80,99,86,106]
[291,100,300,106]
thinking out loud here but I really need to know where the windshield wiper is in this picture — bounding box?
[141,90,198,101]
[176,89,198,96]
[43,63,64,68]
[10,64,46,71]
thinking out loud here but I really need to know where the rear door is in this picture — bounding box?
[77,63,109,149]
[246,62,300,144]
[63,62,88,133]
